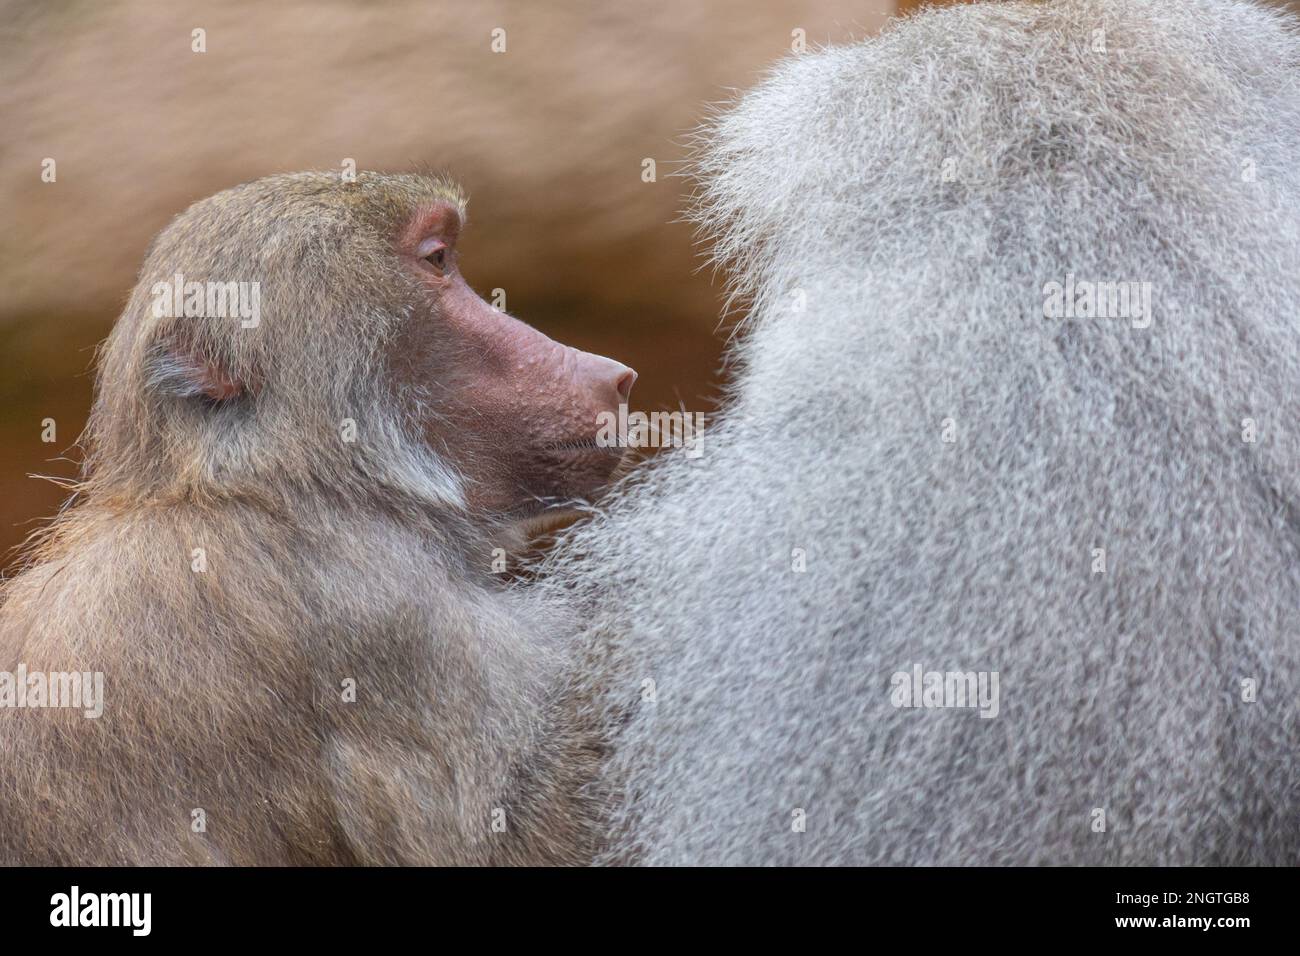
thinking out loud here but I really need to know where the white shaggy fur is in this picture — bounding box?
[544,0,1300,864]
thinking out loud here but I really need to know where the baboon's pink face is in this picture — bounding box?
[391,200,635,519]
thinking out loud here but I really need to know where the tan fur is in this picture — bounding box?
[0,172,603,865]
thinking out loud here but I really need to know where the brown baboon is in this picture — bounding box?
[0,171,633,865]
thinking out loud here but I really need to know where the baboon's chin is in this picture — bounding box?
[516,506,586,539]
[505,490,596,529]
[500,471,624,536]
[513,448,628,510]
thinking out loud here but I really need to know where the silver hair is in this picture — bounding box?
[543,0,1300,864]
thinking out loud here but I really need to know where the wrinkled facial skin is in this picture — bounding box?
[390,201,636,520]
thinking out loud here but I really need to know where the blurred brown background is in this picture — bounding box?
[7,0,1298,570]
[0,0,896,569]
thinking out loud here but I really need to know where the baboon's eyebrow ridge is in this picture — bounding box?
[421,176,468,226]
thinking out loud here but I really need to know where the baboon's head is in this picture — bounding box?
[90,171,635,524]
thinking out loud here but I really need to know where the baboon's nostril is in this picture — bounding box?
[616,369,637,403]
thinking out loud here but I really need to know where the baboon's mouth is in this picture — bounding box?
[543,438,618,453]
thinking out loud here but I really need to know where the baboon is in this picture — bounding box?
[545,0,1300,864]
[0,171,633,865]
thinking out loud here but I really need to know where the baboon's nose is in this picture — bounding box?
[574,350,636,407]
[616,368,637,403]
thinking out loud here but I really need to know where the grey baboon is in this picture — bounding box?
[0,172,633,865]
[545,0,1300,864]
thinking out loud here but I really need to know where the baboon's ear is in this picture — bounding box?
[145,342,244,403]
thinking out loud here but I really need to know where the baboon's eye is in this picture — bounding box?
[424,246,448,275]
